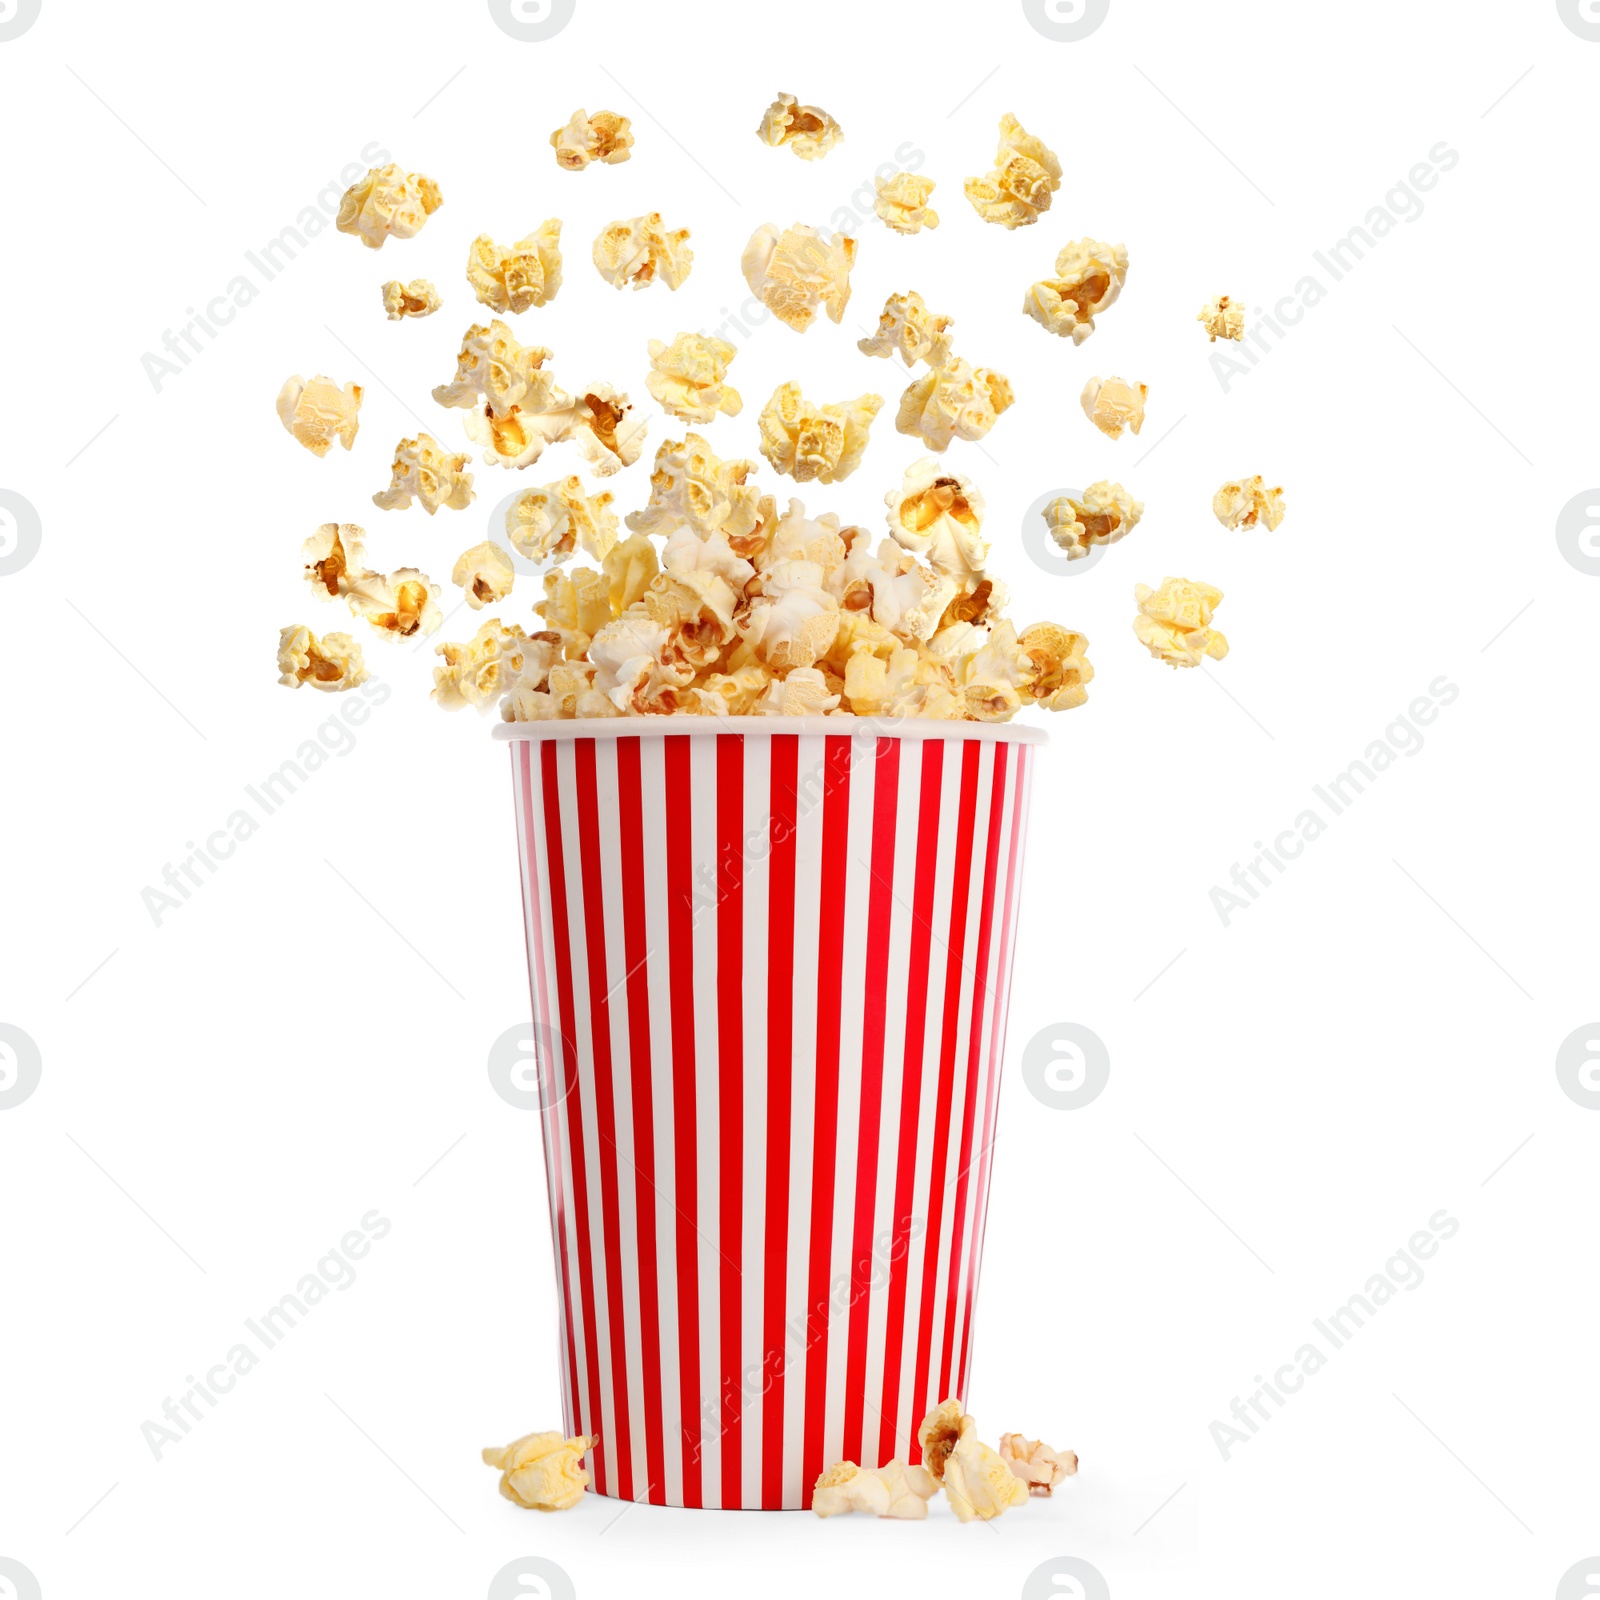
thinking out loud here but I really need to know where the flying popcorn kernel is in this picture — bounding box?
[276,625,367,691]
[372,434,475,514]
[506,476,618,564]
[944,1435,1031,1523]
[381,278,441,319]
[432,321,565,418]
[461,406,573,472]
[857,290,954,367]
[1134,576,1229,667]
[1024,238,1129,344]
[999,1432,1079,1495]
[1080,375,1147,440]
[592,213,693,290]
[434,620,557,713]
[885,458,989,584]
[1213,475,1285,531]
[302,523,366,601]
[896,358,1014,451]
[276,374,362,457]
[1198,293,1245,342]
[1043,481,1143,559]
[451,541,515,608]
[345,567,444,640]
[741,222,856,332]
[757,382,883,484]
[873,171,940,234]
[964,113,1061,229]
[1017,621,1092,710]
[550,108,634,170]
[482,1430,594,1511]
[626,432,769,544]
[917,1399,976,1481]
[757,92,844,160]
[646,333,742,425]
[336,163,441,249]
[467,223,564,314]
[562,386,648,477]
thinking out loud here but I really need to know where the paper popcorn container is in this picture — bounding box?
[496,716,1044,1510]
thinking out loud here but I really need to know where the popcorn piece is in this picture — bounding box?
[917,1399,975,1481]
[506,476,618,564]
[877,1458,940,1519]
[626,432,769,545]
[1213,475,1285,531]
[964,113,1061,229]
[336,163,441,249]
[811,1460,891,1517]
[857,290,954,368]
[550,108,634,170]
[433,619,556,712]
[1134,576,1229,667]
[461,405,573,472]
[896,358,1014,451]
[538,566,613,651]
[302,522,366,601]
[758,382,882,485]
[1017,622,1092,711]
[1024,238,1129,344]
[943,1434,1031,1523]
[754,666,840,716]
[563,386,647,477]
[1080,375,1147,440]
[276,625,367,691]
[741,223,856,332]
[740,558,840,671]
[432,321,566,418]
[885,458,989,585]
[589,614,678,711]
[345,567,443,640]
[998,1432,1079,1496]
[1198,293,1245,342]
[482,1430,594,1511]
[466,223,564,313]
[757,92,843,160]
[381,278,441,319]
[960,618,1034,722]
[1043,481,1143,560]
[276,374,362,457]
[873,171,939,235]
[451,541,515,608]
[646,334,742,425]
[592,213,694,291]
[372,434,475,514]
[604,533,660,614]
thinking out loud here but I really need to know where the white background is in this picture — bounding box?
[2,0,1597,1596]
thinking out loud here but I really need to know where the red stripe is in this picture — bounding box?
[616,737,665,1504]
[662,735,702,1507]
[715,734,745,1506]
[937,743,1009,1397]
[841,738,901,1465]
[878,741,944,1463]
[957,745,1029,1391]
[909,740,983,1430]
[538,741,603,1478]
[800,735,854,1506]
[761,735,799,1509]
[573,739,634,1501]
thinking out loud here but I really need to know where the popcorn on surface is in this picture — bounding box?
[276,374,362,457]
[506,476,619,564]
[645,334,742,425]
[466,223,564,313]
[943,1434,1031,1522]
[1213,475,1285,530]
[1134,575,1229,667]
[592,213,694,291]
[873,171,940,234]
[432,320,565,419]
[857,290,954,368]
[550,108,633,170]
[451,541,515,608]
[757,382,883,484]
[757,92,844,160]
[482,1430,594,1511]
[1043,481,1143,559]
[1023,238,1129,344]
[741,223,856,332]
[964,113,1061,229]
[1198,293,1246,342]
[895,357,1014,451]
[276,625,367,691]
[999,1432,1079,1495]
[917,1399,976,1482]
[381,278,441,319]
[1080,375,1147,440]
[336,163,441,249]
[372,433,475,514]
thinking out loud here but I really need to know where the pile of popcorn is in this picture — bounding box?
[275,105,1285,717]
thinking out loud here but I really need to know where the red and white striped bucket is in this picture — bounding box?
[496,716,1043,1510]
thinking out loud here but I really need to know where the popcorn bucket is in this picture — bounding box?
[496,717,1043,1510]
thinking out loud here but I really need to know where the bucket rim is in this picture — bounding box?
[492,715,1050,746]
